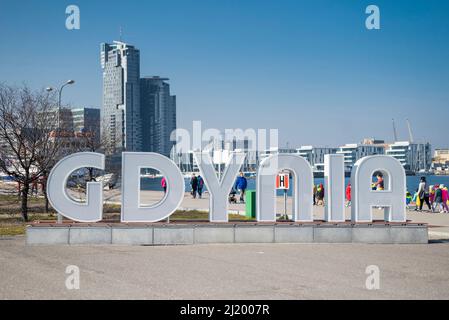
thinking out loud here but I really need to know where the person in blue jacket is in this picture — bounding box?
[235,171,248,203]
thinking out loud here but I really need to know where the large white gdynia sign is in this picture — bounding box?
[47,152,406,223]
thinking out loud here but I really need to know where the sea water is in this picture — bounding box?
[141,175,449,196]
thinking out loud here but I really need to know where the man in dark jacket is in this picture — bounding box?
[197,175,204,199]
[190,174,198,199]
[235,172,248,203]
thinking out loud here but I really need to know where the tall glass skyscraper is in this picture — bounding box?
[101,41,177,167]
[140,76,176,157]
[101,41,142,154]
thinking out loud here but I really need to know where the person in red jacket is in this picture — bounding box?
[345,183,352,207]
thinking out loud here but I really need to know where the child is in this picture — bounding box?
[406,191,412,209]
[345,183,352,207]
[429,185,435,208]
[433,185,443,213]
[412,189,420,211]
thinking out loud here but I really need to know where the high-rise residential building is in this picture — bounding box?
[386,141,432,173]
[101,41,142,154]
[140,76,176,157]
[100,42,177,167]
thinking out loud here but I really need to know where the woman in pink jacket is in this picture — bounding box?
[441,185,449,213]
[161,177,167,194]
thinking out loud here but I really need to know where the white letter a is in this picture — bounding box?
[365,5,380,30]
[66,5,80,30]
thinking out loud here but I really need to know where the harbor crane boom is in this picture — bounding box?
[406,119,414,143]
[392,119,398,142]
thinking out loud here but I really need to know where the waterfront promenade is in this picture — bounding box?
[1,235,449,299]
[2,184,449,299]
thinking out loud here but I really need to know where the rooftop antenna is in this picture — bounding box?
[119,26,123,42]
[392,118,398,142]
[406,119,414,143]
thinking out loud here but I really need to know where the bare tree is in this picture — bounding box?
[33,107,82,213]
[0,84,61,221]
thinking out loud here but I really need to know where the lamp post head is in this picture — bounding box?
[67,80,75,85]
[46,87,54,92]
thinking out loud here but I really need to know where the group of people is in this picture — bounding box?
[161,172,448,213]
[162,173,207,199]
[313,172,383,208]
[181,172,248,202]
[411,177,449,213]
[189,173,205,199]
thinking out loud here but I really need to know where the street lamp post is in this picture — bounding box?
[47,80,75,131]
[58,80,75,130]
[46,80,75,224]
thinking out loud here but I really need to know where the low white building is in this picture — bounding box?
[297,146,338,170]
[337,143,385,172]
[258,147,297,164]
[386,141,432,173]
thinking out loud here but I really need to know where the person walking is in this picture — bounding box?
[417,177,431,211]
[406,191,413,209]
[345,183,352,207]
[315,184,321,205]
[197,175,204,199]
[429,185,435,208]
[190,173,198,199]
[234,172,247,203]
[161,176,167,194]
[441,185,449,213]
[313,184,317,206]
[316,183,325,206]
[413,189,420,211]
[433,184,444,213]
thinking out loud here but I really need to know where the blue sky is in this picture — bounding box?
[1,0,448,148]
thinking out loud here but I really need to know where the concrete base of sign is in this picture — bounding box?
[26,221,428,245]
